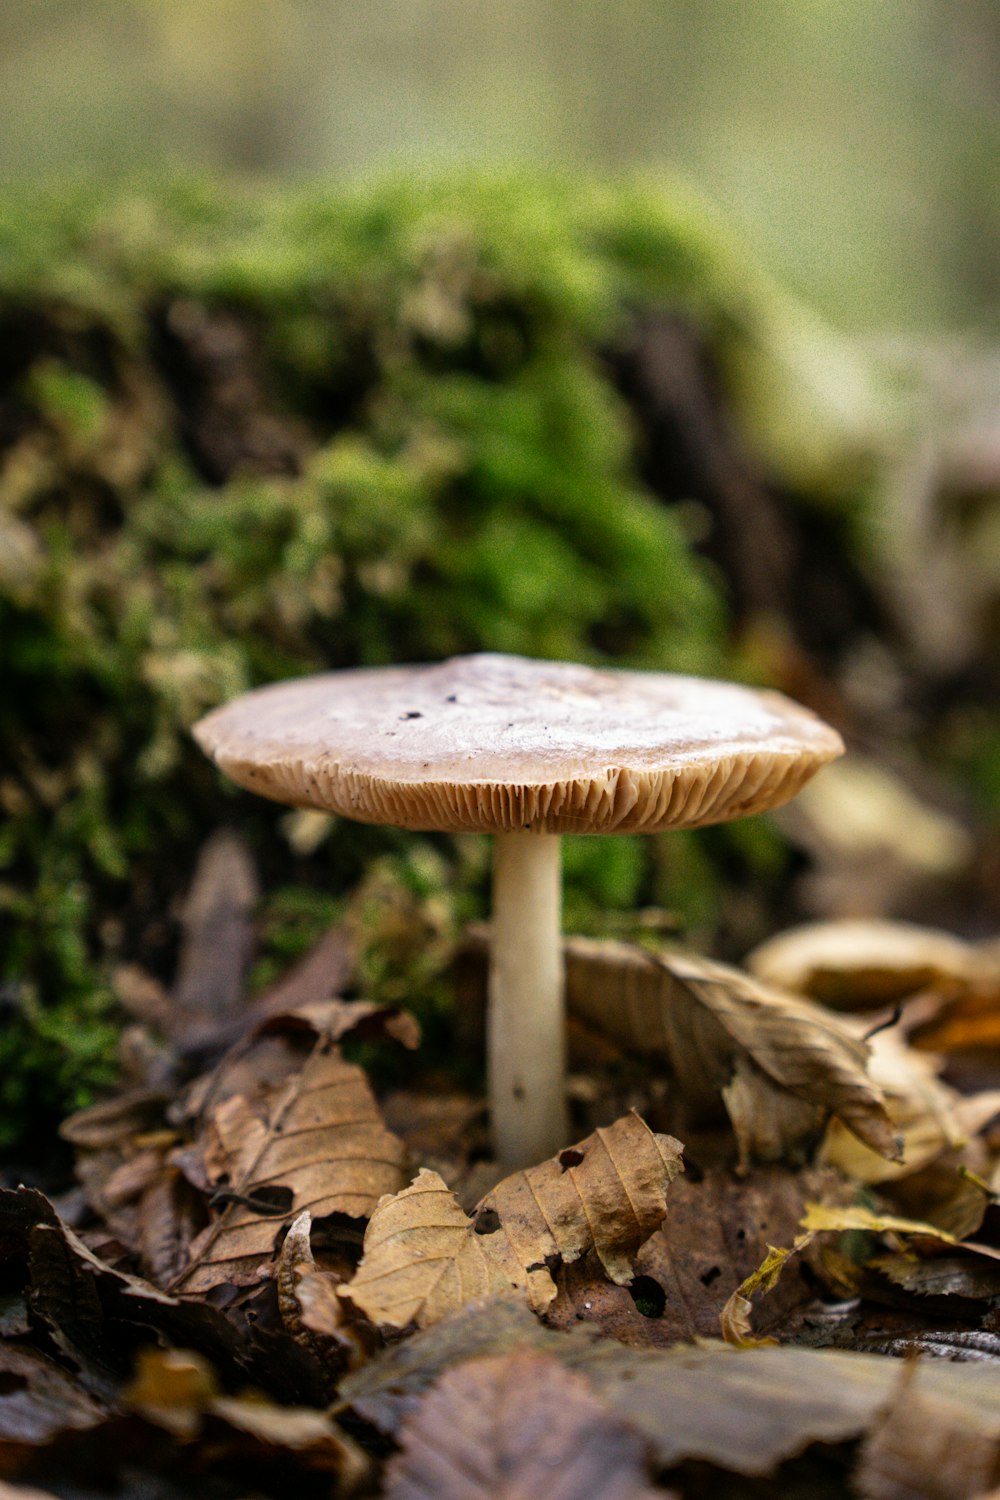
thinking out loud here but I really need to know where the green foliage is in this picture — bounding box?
[0,171,857,1144]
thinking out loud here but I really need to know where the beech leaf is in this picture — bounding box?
[343,1113,683,1328]
[173,1031,409,1294]
[384,1350,661,1500]
[340,1169,511,1330]
[476,1110,685,1303]
[344,1299,1000,1479]
[562,937,898,1164]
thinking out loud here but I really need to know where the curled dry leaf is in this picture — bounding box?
[820,1025,972,1185]
[172,1013,409,1295]
[477,1110,684,1301]
[561,937,897,1166]
[385,1350,662,1500]
[342,1112,683,1328]
[745,918,978,1009]
[274,1210,369,1370]
[545,1163,846,1349]
[719,1234,815,1348]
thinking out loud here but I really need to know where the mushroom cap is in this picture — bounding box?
[193,653,844,835]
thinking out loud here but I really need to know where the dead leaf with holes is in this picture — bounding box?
[342,1112,683,1328]
[544,1162,846,1349]
[172,1013,410,1293]
[384,1349,663,1500]
[561,937,897,1167]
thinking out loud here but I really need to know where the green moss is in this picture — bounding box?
[0,170,877,1145]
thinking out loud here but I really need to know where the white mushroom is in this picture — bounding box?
[193,653,844,1165]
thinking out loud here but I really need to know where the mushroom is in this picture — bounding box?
[193,653,843,1166]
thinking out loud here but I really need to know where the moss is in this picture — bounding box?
[0,171,878,1146]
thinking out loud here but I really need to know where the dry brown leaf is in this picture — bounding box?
[720,1234,814,1347]
[172,1028,408,1295]
[343,1298,1000,1479]
[476,1111,684,1307]
[545,1163,845,1348]
[384,1350,662,1500]
[561,937,897,1165]
[340,1168,511,1331]
[821,1025,970,1184]
[857,1361,1000,1500]
[273,1209,370,1370]
[0,1344,107,1454]
[343,1113,683,1328]
[745,918,977,1009]
[170,828,259,1049]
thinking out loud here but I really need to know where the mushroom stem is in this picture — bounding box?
[488,829,569,1165]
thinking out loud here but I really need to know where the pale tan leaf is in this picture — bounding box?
[343,1114,683,1328]
[821,1025,968,1184]
[719,1233,815,1348]
[172,1034,408,1294]
[385,1350,662,1500]
[746,918,977,1008]
[341,1169,510,1330]
[563,936,898,1164]
[801,1202,960,1244]
[477,1110,684,1308]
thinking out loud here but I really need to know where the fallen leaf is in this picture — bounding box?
[172,1019,409,1295]
[801,1202,961,1244]
[344,1299,1000,1478]
[720,1234,815,1348]
[0,1344,106,1453]
[125,1346,369,1484]
[274,1209,369,1371]
[170,828,259,1051]
[561,937,897,1165]
[384,1350,662,1500]
[871,1252,1000,1301]
[343,1113,682,1328]
[857,1360,1000,1500]
[545,1164,844,1348]
[125,1346,218,1437]
[821,1025,972,1184]
[340,1169,512,1331]
[0,1187,270,1400]
[476,1111,684,1306]
[745,918,977,1009]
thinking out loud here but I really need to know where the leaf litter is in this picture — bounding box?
[9,837,1000,1497]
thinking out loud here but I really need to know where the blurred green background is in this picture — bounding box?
[4,0,1000,330]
